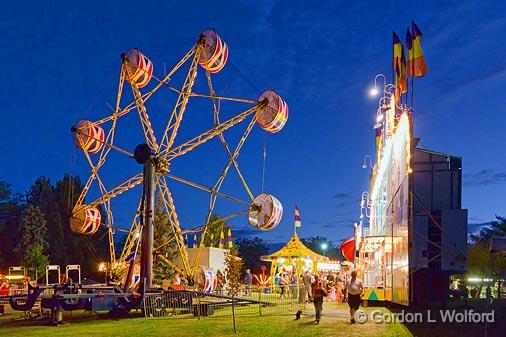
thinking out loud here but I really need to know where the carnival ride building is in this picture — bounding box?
[355,89,467,306]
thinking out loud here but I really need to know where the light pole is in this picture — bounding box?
[321,243,328,257]
[369,74,386,97]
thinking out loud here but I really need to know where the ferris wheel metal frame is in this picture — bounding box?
[70,29,288,287]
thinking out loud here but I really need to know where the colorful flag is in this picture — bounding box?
[193,232,197,248]
[294,205,301,228]
[407,21,429,77]
[393,32,407,103]
[184,233,189,248]
[227,227,233,248]
[219,228,224,249]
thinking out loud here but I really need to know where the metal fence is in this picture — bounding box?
[143,285,307,319]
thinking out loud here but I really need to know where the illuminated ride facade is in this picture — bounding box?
[355,85,467,306]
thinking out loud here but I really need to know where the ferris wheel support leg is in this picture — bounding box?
[140,158,155,292]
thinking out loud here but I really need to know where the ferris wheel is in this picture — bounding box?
[69,29,288,285]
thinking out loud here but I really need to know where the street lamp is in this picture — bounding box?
[362,155,372,169]
[321,242,328,257]
[369,74,386,97]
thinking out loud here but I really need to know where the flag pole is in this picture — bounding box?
[294,204,297,234]
[411,77,414,107]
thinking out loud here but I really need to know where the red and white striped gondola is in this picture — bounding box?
[256,90,288,133]
[72,120,105,154]
[121,49,153,88]
[70,207,101,235]
[199,29,229,73]
[248,194,283,231]
[193,266,217,292]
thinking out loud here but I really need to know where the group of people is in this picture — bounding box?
[273,271,299,298]
[243,267,364,324]
[299,269,364,324]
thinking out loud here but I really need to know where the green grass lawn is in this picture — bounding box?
[2,300,504,337]
[0,303,410,337]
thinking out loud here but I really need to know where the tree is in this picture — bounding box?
[24,243,49,281]
[467,240,490,296]
[0,178,24,268]
[15,206,49,281]
[26,177,67,265]
[202,213,229,247]
[236,237,269,274]
[468,216,506,295]
[26,175,110,278]
[301,235,337,259]
[224,251,243,296]
[152,196,178,285]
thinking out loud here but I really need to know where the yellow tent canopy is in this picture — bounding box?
[261,232,329,261]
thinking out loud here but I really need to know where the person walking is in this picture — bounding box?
[303,271,313,302]
[345,270,364,323]
[311,274,326,324]
[244,268,253,296]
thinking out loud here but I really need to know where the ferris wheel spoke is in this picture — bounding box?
[217,115,257,202]
[161,106,257,161]
[118,205,143,264]
[73,174,96,210]
[108,224,116,265]
[159,45,202,154]
[156,253,184,276]
[96,70,125,164]
[156,208,249,252]
[164,85,256,104]
[206,71,256,201]
[128,82,159,152]
[75,173,143,213]
[72,151,110,213]
[91,47,197,128]
[156,176,192,277]
[165,174,250,206]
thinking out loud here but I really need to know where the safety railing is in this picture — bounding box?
[143,285,307,319]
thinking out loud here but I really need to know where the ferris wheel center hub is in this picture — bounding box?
[133,144,152,164]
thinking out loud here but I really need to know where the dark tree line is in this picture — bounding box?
[468,216,506,295]
[0,175,109,280]
[0,173,348,282]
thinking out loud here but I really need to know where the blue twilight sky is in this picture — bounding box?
[1,1,506,246]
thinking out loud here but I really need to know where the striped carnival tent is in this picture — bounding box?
[261,232,328,284]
